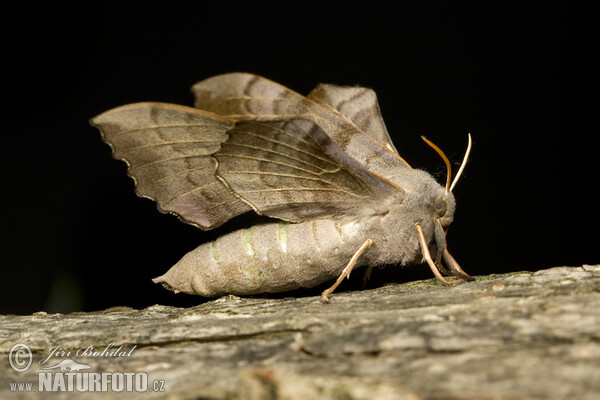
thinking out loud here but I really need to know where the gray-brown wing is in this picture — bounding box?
[214,119,400,221]
[307,83,399,154]
[90,102,252,229]
[91,102,400,228]
[191,73,411,185]
[192,72,312,119]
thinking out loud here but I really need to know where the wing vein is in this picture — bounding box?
[136,155,211,169]
[147,166,215,185]
[240,187,347,194]
[223,143,340,173]
[225,170,364,197]
[217,153,336,177]
[161,181,221,207]
[112,123,227,136]
[204,200,238,211]
[232,128,338,168]
[243,121,323,151]
[120,140,223,154]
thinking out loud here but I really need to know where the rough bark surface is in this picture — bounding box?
[1,265,599,399]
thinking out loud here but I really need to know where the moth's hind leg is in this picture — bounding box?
[321,239,374,303]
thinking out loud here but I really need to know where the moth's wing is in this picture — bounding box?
[192,72,310,117]
[214,119,403,221]
[90,102,252,229]
[191,73,411,181]
[307,83,399,155]
[91,101,400,227]
[193,72,397,152]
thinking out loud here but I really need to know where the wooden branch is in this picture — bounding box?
[2,265,599,399]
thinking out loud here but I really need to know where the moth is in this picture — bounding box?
[91,73,473,302]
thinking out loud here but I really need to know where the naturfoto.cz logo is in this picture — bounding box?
[8,343,165,393]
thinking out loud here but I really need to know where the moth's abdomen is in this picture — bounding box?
[153,219,364,297]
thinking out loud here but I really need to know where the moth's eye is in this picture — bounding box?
[433,198,447,217]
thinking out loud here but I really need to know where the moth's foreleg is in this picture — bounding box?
[433,218,474,282]
[442,249,475,281]
[321,239,374,303]
[433,218,452,276]
[435,253,453,276]
[414,224,460,285]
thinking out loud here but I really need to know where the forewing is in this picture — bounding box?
[93,75,411,228]
[215,119,399,221]
[307,83,399,154]
[91,102,252,229]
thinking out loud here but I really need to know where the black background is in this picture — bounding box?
[2,3,597,314]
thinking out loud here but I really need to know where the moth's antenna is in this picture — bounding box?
[449,133,472,192]
[421,136,451,193]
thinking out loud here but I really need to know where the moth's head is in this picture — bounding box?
[399,170,455,230]
[430,188,455,228]
[418,134,472,227]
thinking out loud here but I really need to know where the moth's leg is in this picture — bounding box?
[434,249,452,276]
[433,217,474,281]
[433,218,452,276]
[443,249,475,281]
[321,239,374,303]
[362,264,374,289]
[414,224,460,285]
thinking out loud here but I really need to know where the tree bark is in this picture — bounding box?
[2,265,599,399]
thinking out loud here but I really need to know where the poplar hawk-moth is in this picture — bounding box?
[91,73,473,302]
